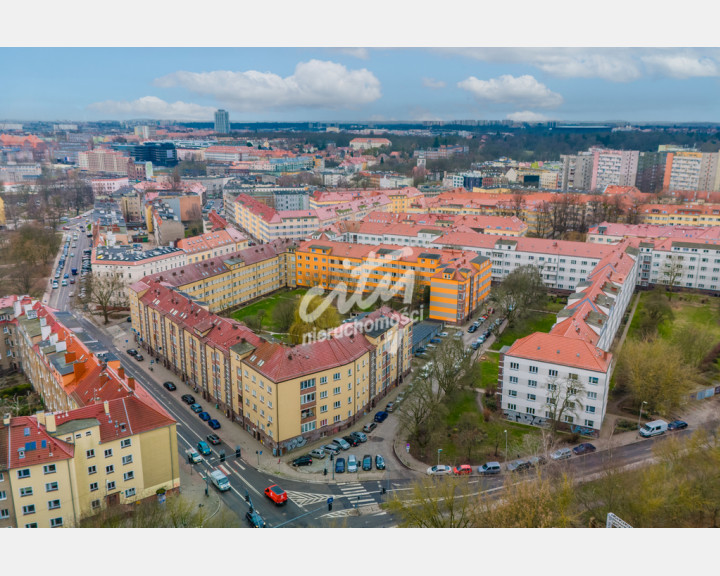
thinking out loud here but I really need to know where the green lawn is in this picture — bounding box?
[478,353,499,390]
[490,312,557,351]
[229,288,308,333]
[629,291,720,343]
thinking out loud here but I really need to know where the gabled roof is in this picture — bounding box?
[3,415,74,470]
[505,332,612,373]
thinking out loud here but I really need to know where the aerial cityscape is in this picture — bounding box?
[2,38,720,557]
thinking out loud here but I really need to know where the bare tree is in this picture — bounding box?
[87,273,128,324]
[543,375,586,435]
[660,254,684,298]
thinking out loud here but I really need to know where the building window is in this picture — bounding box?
[88,465,97,475]
[20,487,33,497]
[528,380,537,388]
[123,471,134,481]
[45,482,59,493]
[586,406,596,413]
[584,420,595,428]
[91,500,101,510]
[120,439,131,448]
[509,376,518,384]
[17,469,30,479]
[588,392,597,400]
[548,369,558,377]
[320,376,327,384]
[333,372,341,381]
[43,464,57,475]
[48,500,61,510]
[299,378,315,390]
[104,449,113,458]
[588,376,599,385]
[529,366,538,374]
[333,415,341,423]
[333,401,341,409]
[320,405,328,413]
[563,415,574,423]
[86,449,95,459]
[106,465,115,474]
[526,407,535,415]
[0,491,5,501]
[319,390,328,399]
[333,387,341,395]
[107,481,116,491]
[125,488,136,498]
[568,373,579,381]
[25,522,38,528]
[50,517,63,528]
[122,455,133,465]
[22,505,35,515]
[527,394,536,401]
[0,509,9,519]
[508,390,517,397]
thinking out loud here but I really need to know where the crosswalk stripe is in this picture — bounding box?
[218,464,231,476]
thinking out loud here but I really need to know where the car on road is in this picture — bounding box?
[61,280,68,286]
[478,462,502,475]
[471,341,481,350]
[163,382,177,391]
[427,465,452,476]
[190,403,203,413]
[264,484,288,505]
[362,454,372,471]
[208,419,221,430]
[206,433,221,445]
[181,393,195,404]
[375,455,385,470]
[347,454,358,473]
[453,464,473,475]
[476,335,486,344]
[309,448,326,459]
[363,422,377,434]
[332,438,351,451]
[322,444,340,456]
[69,278,75,284]
[342,435,359,447]
[335,457,346,474]
[374,411,388,423]
[63,273,69,279]
[126,349,138,357]
[550,448,572,461]
[134,354,144,361]
[350,431,367,443]
[668,420,688,431]
[246,510,266,528]
[506,459,532,472]
[198,411,211,421]
[429,338,441,344]
[197,441,211,456]
[468,325,478,333]
[292,455,313,467]
[385,402,395,413]
[528,455,548,468]
[572,443,597,455]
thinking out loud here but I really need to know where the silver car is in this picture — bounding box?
[310,448,326,459]
[322,444,340,456]
[550,447,572,461]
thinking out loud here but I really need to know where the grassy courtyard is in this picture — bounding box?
[229,288,308,333]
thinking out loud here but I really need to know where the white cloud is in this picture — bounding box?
[506,111,551,122]
[155,60,381,111]
[458,74,563,108]
[87,96,214,120]
[336,48,370,60]
[422,77,446,89]
[642,54,719,78]
[439,48,720,82]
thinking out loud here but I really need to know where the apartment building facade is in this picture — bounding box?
[92,246,188,290]
[590,149,639,191]
[176,228,249,263]
[663,151,720,192]
[78,149,130,175]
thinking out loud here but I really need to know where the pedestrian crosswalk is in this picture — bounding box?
[338,482,376,508]
[285,490,331,507]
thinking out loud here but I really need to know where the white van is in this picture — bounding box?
[639,420,668,438]
[209,469,230,491]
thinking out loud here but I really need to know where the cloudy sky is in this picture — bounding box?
[2,47,720,123]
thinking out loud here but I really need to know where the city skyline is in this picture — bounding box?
[2,48,720,124]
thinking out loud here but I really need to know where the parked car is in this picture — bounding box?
[362,454,372,471]
[310,448,326,459]
[163,382,177,391]
[292,455,313,467]
[198,411,211,421]
[190,403,203,413]
[347,454,358,473]
[206,433,221,445]
[350,431,367,443]
[385,402,395,413]
[181,393,195,404]
[639,420,668,437]
[438,332,449,337]
[528,455,548,468]
[375,455,386,470]
[246,510,266,528]
[342,435,359,447]
[323,444,340,456]
[454,331,463,338]
[335,457,346,474]
[453,464,473,475]
[550,448,572,461]
[668,420,688,431]
[332,438,351,451]
[471,342,481,350]
[426,343,436,349]
[468,325,478,333]
[196,441,211,456]
[415,346,426,354]
[264,484,288,505]
[506,459,531,472]
[478,461,502,475]
[426,465,452,476]
[363,422,378,434]
[134,354,144,361]
[374,411,388,423]
[208,419,221,430]
[429,338,441,344]
[573,443,597,455]
[126,349,138,357]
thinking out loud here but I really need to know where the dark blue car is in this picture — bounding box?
[208,419,221,430]
[374,411,388,423]
[335,457,346,474]
[198,411,211,421]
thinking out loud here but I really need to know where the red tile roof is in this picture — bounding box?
[506,332,612,373]
[3,416,74,470]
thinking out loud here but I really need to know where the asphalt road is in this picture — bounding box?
[47,214,92,311]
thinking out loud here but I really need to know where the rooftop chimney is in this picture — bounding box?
[65,351,77,364]
[73,360,86,379]
[117,367,125,379]
[103,401,110,415]
[127,377,136,390]
[46,413,57,433]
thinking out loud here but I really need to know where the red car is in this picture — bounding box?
[264,484,288,505]
[453,464,473,475]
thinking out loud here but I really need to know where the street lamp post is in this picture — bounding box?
[437,448,442,467]
[504,430,508,462]
[637,401,648,430]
